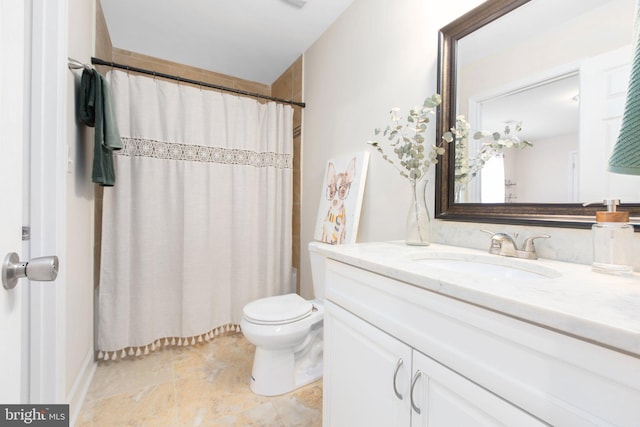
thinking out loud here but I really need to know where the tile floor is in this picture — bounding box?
[75,333,322,426]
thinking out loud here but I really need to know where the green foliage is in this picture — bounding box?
[447,116,531,187]
[367,94,444,183]
[368,95,532,189]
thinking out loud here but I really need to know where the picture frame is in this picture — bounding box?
[313,151,370,245]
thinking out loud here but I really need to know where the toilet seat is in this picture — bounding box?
[243,293,313,325]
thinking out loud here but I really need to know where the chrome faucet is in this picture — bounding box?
[481,230,549,260]
[487,232,518,257]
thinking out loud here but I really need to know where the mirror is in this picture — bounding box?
[436,0,640,227]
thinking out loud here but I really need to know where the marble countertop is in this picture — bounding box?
[315,241,640,357]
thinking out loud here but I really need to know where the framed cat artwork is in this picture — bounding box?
[314,151,369,245]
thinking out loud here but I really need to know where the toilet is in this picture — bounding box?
[240,242,326,396]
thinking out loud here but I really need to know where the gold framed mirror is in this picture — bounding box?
[435,0,640,228]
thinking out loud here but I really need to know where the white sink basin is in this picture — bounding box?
[413,252,561,281]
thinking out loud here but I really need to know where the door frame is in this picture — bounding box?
[1,0,27,404]
[25,0,68,403]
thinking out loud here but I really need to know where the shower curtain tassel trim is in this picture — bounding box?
[96,323,242,361]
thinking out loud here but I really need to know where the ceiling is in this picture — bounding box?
[458,0,618,141]
[100,0,355,85]
[479,74,579,141]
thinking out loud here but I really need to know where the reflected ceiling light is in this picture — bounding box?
[281,0,307,8]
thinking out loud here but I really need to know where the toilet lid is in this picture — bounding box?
[243,293,313,324]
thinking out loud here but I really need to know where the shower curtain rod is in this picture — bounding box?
[90,57,306,108]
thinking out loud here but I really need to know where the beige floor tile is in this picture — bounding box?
[290,381,323,412]
[76,382,178,427]
[85,347,174,401]
[77,334,323,427]
[208,401,284,427]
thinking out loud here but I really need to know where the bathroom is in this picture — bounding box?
[1,0,639,425]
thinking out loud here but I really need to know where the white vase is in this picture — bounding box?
[406,178,430,246]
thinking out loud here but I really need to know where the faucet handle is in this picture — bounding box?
[480,230,500,254]
[481,230,518,257]
[520,234,550,259]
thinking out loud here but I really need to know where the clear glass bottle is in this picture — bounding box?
[591,199,633,275]
[406,178,430,246]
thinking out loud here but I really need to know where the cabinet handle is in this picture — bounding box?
[392,358,404,400]
[410,370,422,414]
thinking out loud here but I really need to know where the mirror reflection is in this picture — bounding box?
[454,0,639,204]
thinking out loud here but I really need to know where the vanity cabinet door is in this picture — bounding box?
[409,351,545,427]
[323,301,412,427]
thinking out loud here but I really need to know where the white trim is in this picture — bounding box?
[467,61,581,110]
[67,349,97,426]
[1,0,26,404]
[27,0,68,403]
[464,61,581,204]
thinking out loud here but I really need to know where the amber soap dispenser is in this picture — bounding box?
[591,199,633,275]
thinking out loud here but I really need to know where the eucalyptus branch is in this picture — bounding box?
[368,95,532,189]
[445,117,531,186]
[367,94,443,183]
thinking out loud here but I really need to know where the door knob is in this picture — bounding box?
[2,252,59,290]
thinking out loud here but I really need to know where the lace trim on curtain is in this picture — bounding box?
[118,137,293,168]
[96,323,242,362]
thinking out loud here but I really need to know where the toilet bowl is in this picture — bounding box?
[240,242,325,396]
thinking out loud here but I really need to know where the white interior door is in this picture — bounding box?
[0,0,26,404]
[580,45,636,202]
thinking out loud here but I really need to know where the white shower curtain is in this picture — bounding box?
[97,70,293,359]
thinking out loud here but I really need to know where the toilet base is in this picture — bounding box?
[249,326,323,396]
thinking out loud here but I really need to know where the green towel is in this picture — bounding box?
[79,68,122,186]
[608,1,640,175]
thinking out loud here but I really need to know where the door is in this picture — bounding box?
[0,0,26,404]
[410,351,546,427]
[323,301,412,427]
[579,45,634,201]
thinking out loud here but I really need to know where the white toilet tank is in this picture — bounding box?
[307,242,326,301]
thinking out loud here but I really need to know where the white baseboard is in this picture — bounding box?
[67,348,97,427]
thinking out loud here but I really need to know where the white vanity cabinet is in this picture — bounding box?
[322,258,640,427]
[324,301,544,427]
[410,349,545,427]
[323,301,411,426]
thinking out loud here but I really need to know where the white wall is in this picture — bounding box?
[66,0,97,418]
[301,0,640,297]
[506,132,577,203]
[301,0,484,297]
[457,0,634,116]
